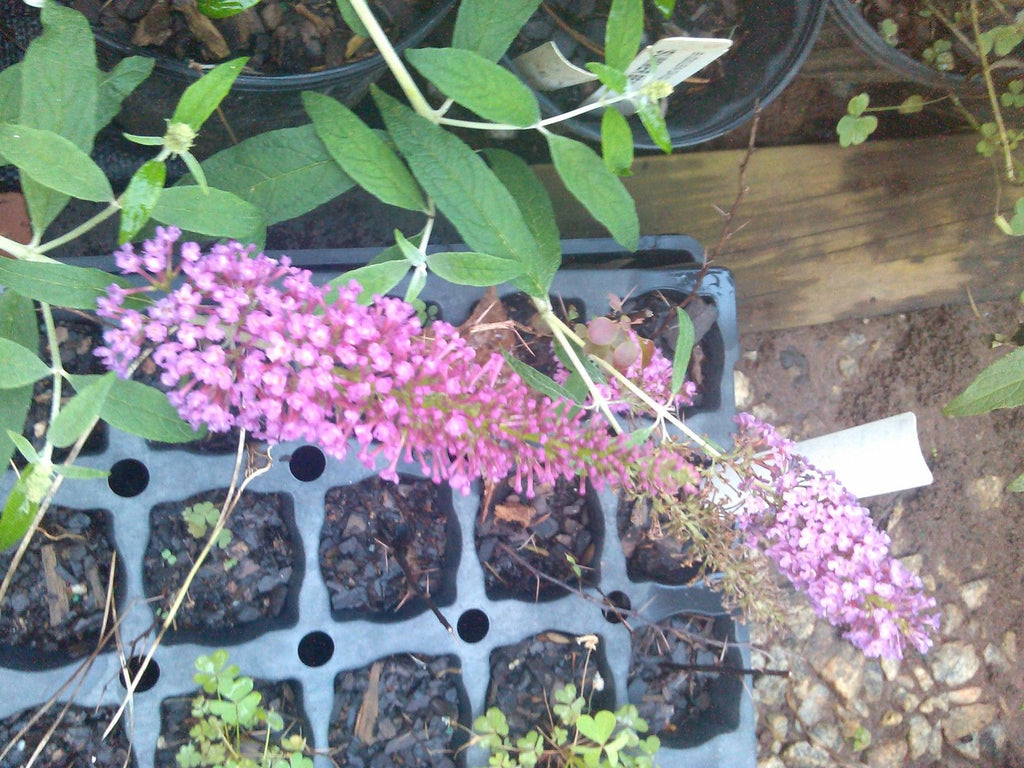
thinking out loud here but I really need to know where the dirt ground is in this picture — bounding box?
[735,296,1024,765]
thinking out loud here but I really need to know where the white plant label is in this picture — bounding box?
[513,41,597,91]
[586,37,733,113]
[513,37,732,111]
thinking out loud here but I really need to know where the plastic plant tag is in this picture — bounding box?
[513,41,599,91]
[794,412,934,499]
[513,37,731,101]
[586,37,732,114]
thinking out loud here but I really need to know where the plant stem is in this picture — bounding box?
[970,0,1018,183]
[36,203,120,255]
[536,302,624,435]
[39,304,62,464]
[436,91,637,132]
[0,232,32,260]
[539,308,725,458]
[346,0,434,118]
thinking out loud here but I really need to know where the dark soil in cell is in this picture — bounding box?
[329,653,464,768]
[0,505,121,668]
[627,612,743,748]
[143,487,299,639]
[623,289,722,413]
[0,703,134,768]
[486,630,614,741]
[23,313,108,463]
[319,475,457,619]
[71,0,437,74]
[476,477,600,602]
[617,494,703,585]
[155,678,311,768]
[500,292,586,378]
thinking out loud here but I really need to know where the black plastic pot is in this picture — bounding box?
[0,238,753,768]
[523,0,829,149]
[90,0,456,156]
[828,0,976,92]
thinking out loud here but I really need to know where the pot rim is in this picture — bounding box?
[90,0,457,92]
[828,0,979,93]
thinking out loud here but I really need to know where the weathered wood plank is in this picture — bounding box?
[536,133,1024,333]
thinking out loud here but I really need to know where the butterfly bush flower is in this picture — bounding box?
[730,413,940,659]
[96,228,698,498]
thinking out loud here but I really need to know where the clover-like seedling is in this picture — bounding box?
[181,651,312,768]
[1002,80,1024,109]
[182,501,232,549]
[879,17,899,46]
[837,94,879,147]
[923,39,954,71]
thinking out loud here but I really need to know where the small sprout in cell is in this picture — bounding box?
[879,18,899,46]
[182,501,232,549]
[923,39,954,71]
[161,548,178,566]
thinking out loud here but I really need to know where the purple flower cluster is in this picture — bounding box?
[731,413,940,659]
[97,228,697,497]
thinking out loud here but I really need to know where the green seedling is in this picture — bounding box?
[183,501,232,549]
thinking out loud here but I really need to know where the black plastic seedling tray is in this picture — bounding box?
[0,236,753,768]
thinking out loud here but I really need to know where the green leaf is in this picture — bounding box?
[19,3,100,235]
[151,185,266,245]
[374,89,546,293]
[427,251,524,286]
[605,0,644,72]
[329,260,411,305]
[836,114,877,147]
[671,307,694,396]
[481,149,561,294]
[196,0,261,18]
[48,372,115,448]
[96,56,155,129]
[21,4,97,150]
[335,0,370,37]
[546,133,638,250]
[652,0,676,18]
[847,93,870,117]
[406,48,540,127]
[119,160,166,244]
[585,62,628,94]
[6,429,38,465]
[452,0,542,62]
[395,230,426,266]
[636,98,671,154]
[502,352,578,402]
[51,463,109,480]
[944,346,1024,416]
[0,259,146,310]
[898,94,925,114]
[179,150,209,194]
[404,264,427,305]
[1008,472,1024,492]
[576,711,617,745]
[601,108,634,176]
[0,339,51,389]
[104,379,204,442]
[0,464,40,550]
[0,65,21,162]
[302,92,423,211]
[171,58,248,131]
[0,291,37,470]
[0,123,113,202]
[194,124,354,225]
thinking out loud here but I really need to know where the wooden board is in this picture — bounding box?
[535,133,1024,333]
